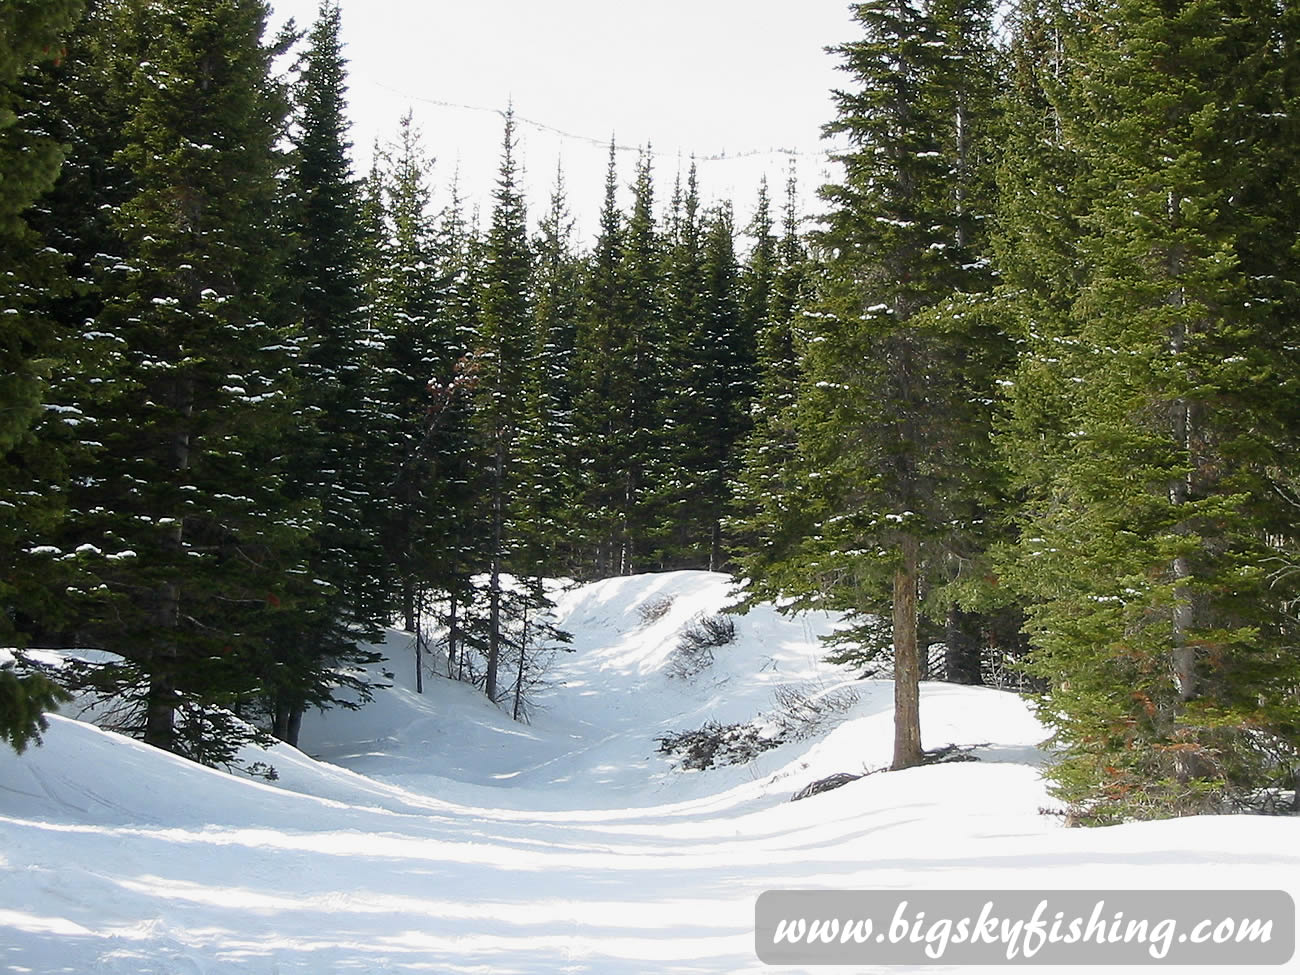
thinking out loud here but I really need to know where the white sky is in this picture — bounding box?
[267,0,856,242]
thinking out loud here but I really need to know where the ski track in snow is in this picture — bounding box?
[0,570,1296,974]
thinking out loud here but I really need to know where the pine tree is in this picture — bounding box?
[694,201,749,570]
[366,114,460,633]
[611,149,668,573]
[740,179,778,371]
[656,166,762,572]
[516,163,580,574]
[729,168,815,604]
[657,161,707,567]
[60,0,308,761]
[472,107,532,703]
[0,0,84,452]
[429,169,489,680]
[262,0,384,745]
[997,0,1300,821]
[570,142,626,577]
[0,0,84,750]
[773,0,1003,770]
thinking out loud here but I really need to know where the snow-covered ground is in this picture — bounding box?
[0,571,1295,973]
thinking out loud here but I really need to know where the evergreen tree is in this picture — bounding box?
[0,0,84,750]
[997,0,1300,821]
[570,142,626,577]
[729,168,815,604]
[472,107,532,703]
[611,149,668,573]
[0,0,84,452]
[768,0,1003,769]
[693,201,749,570]
[739,179,778,371]
[657,161,707,567]
[366,114,457,632]
[267,0,383,744]
[429,169,489,680]
[516,163,580,574]
[60,0,307,760]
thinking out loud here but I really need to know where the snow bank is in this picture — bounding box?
[0,570,1294,974]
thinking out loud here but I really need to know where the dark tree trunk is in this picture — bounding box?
[446,587,459,679]
[891,534,924,771]
[944,604,983,685]
[144,660,177,751]
[485,444,505,702]
[513,593,531,721]
[414,588,425,694]
[286,706,303,748]
[402,581,416,634]
[272,698,291,741]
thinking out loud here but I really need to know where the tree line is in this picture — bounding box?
[3,0,1299,825]
[0,0,796,764]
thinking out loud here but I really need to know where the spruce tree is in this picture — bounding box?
[366,114,459,633]
[739,179,778,373]
[472,108,532,703]
[997,0,1300,821]
[0,0,84,751]
[570,142,626,577]
[61,0,307,760]
[657,161,707,567]
[729,168,815,604]
[611,149,668,573]
[0,0,84,452]
[265,0,383,744]
[695,201,749,570]
[771,0,1003,769]
[516,163,580,575]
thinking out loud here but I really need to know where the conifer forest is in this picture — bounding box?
[3,0,1300,832]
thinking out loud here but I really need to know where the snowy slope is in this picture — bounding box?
[0,570,1296,974]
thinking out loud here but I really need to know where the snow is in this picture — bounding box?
[0,570,1295,974]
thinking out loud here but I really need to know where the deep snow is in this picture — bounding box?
[0,570,1295,974]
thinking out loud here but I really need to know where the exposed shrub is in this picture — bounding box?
[791,771,864,802]
[656,719,781,770]
[770,681,859,741]
[681,613,736,650]
[637,594,675,626]
[666,613,737,680]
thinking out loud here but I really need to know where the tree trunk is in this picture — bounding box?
[415,610,425,695]
[413,587,428,693]
[402,579,416,634]
[446,587,459,679]
[513,591,531,722]
[1170,389,1196,702]
[485,443,505,702]
[271,697,291,741]
[891,534,924,770]
[944,604,983,685]
[145,391,192,753]
[286,706,304,749]
[1167,202,1197,703]
[144,655,177,751]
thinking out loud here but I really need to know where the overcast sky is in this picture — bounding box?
[266,0,857,240]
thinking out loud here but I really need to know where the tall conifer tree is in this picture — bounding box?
[997,0,1300,821]
[63,0,309,760]
[765,0,1003,769]
[571,142,626,577]
[729,169,815,602]
[473,108,532,702]
[0,0,85,751]
[265,0,383,744]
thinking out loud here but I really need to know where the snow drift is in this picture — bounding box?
[0,570,1294,974]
